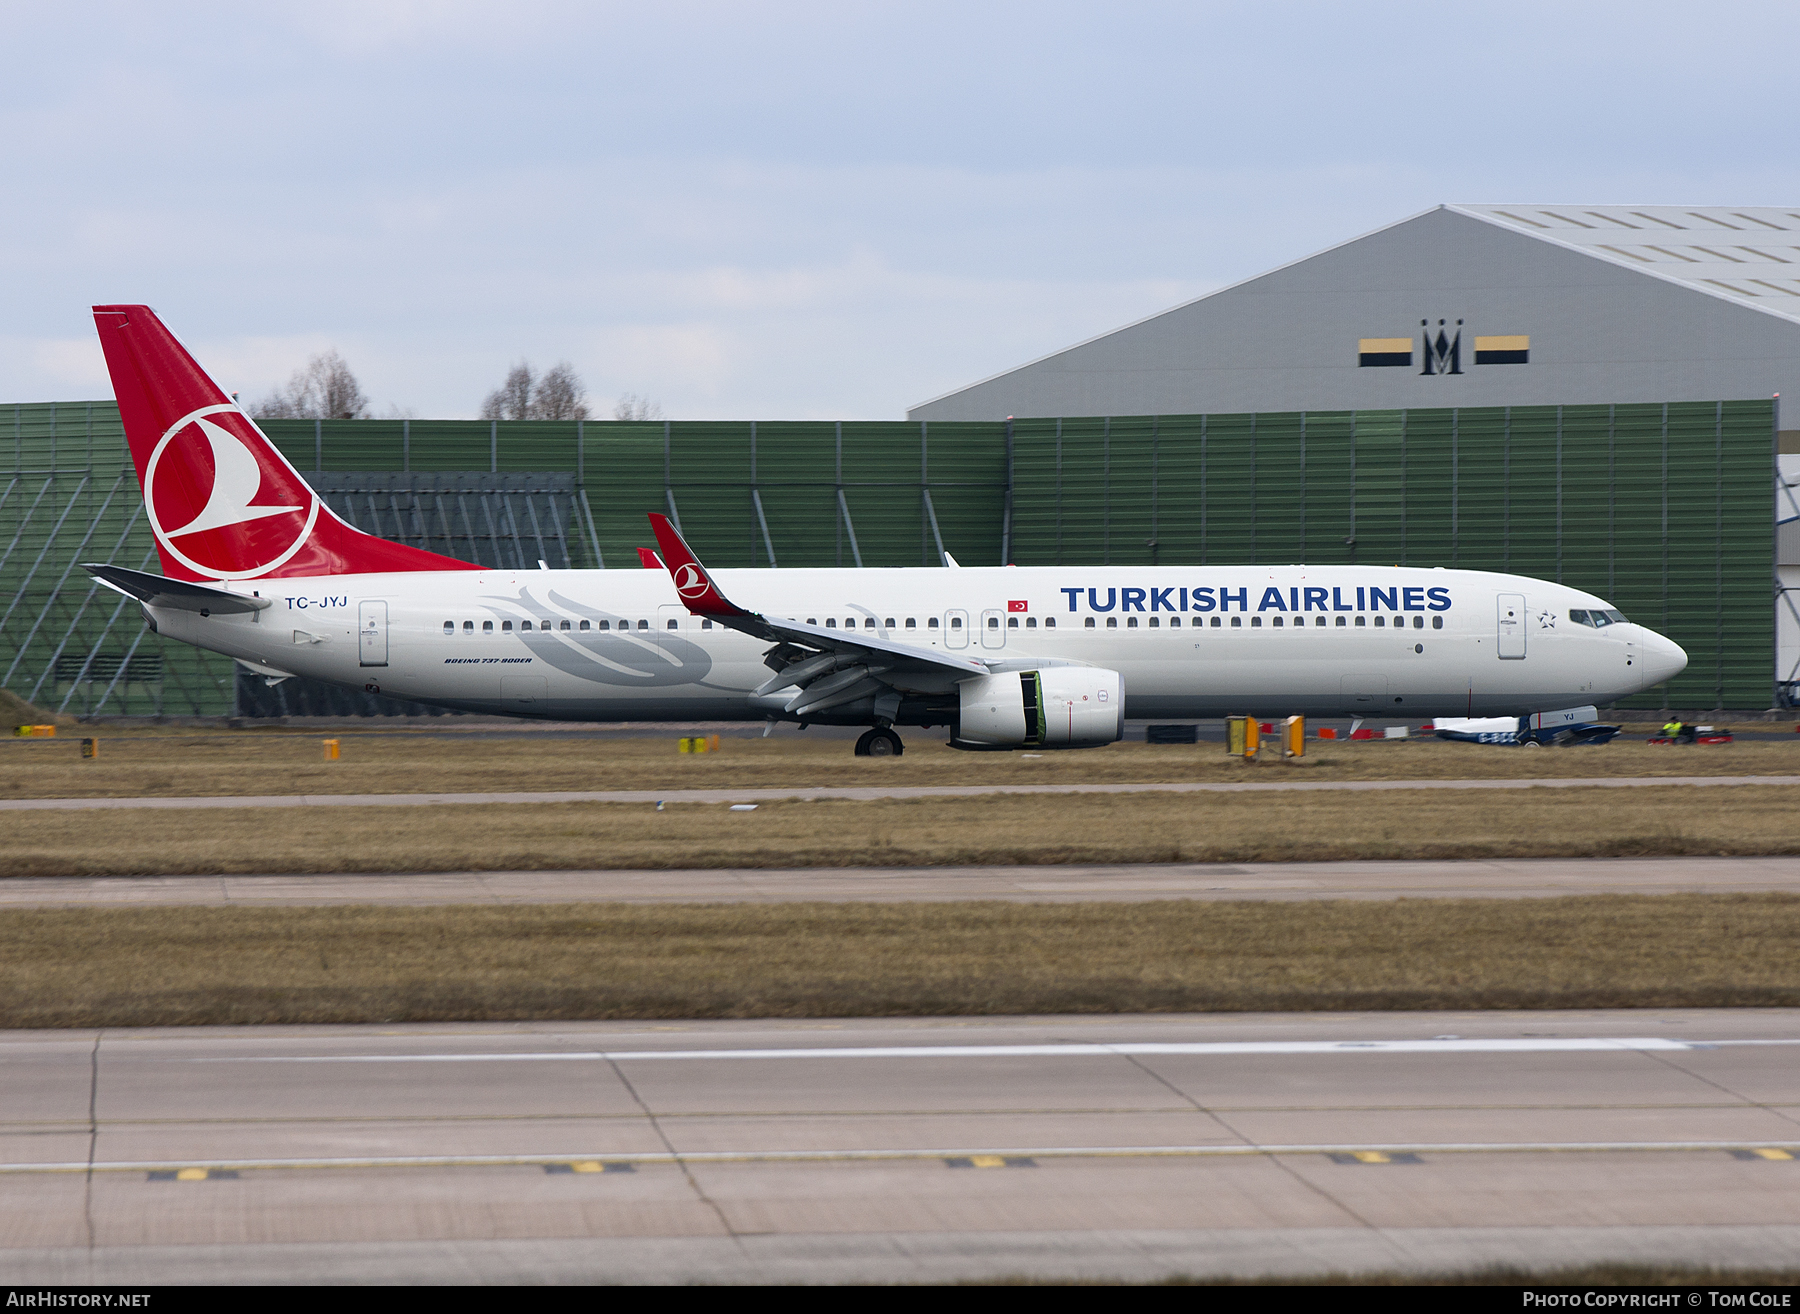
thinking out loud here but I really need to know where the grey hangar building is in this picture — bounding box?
[0,204,1793,719]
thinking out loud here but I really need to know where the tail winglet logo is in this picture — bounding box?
[672,562,709,600]
[145,404,320,579]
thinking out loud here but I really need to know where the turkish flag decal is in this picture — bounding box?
[1007,599,1028,613]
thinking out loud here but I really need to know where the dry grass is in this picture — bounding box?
[0,687,74,729]
[5,784,1800,879]
[3,728,1798,801]
[2,893,1795,1027]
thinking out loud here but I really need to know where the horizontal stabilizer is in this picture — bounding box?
[81,563,271,615]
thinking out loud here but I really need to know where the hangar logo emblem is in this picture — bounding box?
[1420,319,1463,376]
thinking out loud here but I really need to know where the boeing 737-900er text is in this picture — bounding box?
[80,305,1687,756]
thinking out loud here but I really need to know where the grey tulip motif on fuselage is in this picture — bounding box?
[476,589,718,688]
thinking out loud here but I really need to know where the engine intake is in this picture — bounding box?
[957,667,1123,748]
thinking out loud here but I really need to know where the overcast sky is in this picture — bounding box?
[3,1,1796,419]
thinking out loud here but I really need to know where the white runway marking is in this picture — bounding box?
[197,1036,1787,1063]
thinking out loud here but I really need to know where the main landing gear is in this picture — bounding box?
[854,727,904,757]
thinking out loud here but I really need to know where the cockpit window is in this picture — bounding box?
[1572,607,1629,628]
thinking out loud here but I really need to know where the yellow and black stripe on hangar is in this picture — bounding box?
[1474,334,1530,365]
[1357,337,1413,367]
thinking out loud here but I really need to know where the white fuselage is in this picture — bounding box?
[150,563,1687,723]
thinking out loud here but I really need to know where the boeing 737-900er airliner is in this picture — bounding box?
[81,305,1687,756]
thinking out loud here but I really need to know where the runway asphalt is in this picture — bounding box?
[6,855,1800,906]
[2,1010,1797,1283]
[4,774,1799,812]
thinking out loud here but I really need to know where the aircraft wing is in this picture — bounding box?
[646,513,989,717]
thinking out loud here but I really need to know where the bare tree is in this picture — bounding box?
[531,362,589,420]
[614,392,665,422]
[480,363,535,420]
[252,349,370,420]
[481,360,592,420]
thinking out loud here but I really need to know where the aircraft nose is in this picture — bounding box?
[1637,630,1688,691]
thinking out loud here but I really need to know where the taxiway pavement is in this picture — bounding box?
[2,1010,1798,1283]
[4,774,1799,813]
[4,855,1800,907]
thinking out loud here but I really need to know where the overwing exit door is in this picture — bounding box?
[979,608,1006,649]
[358,600,388,667]
[1497,593,1525,659]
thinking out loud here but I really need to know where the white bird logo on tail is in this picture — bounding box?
[164,415,302,537]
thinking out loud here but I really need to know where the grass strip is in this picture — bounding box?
[6,786,1800,878]
[4,894,1796,1027]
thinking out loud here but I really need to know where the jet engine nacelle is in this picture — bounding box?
[957,667,1124,748]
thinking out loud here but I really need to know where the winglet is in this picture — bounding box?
[636,547,664,569]
[647,513,753,619]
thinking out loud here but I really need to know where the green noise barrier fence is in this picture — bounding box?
[0,400,1775,716]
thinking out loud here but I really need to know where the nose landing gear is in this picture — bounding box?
[854,727,904,757]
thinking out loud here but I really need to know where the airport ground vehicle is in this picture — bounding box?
[83,305,1689,756]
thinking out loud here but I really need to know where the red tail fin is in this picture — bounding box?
[93,305,480,581]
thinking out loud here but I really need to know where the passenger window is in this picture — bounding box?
[1147,617,1158,628]
[885,618,895,628]
[463,621,473,633]
[560,620,571,631]
[905,618,917,629]
[1008,617,1019,628]
[579,620,590,631]
[1211,616,1222,628]
[866,618,877,629]
[1355,616,1365,627]
[1335,616,1346,626]
[928,618,938,629]
[1106,617,1118,628]
[1025,617,1037,628]
[521,621,533,631]
[637,619,649,630]
[667,619,678,629]
[950,617,962,629]
[1231,617,1241,628]
[1251,617,1262,627]
[1125,617,1137,628]
[1315,616,1325,627]
[846,618,856,629]
[1373,616,1384,628]
[596,620,609,631]
[807,618,817,625]
[1169,617,1180,628]
[483,621,493,633]
[1044,618,1054,628]
[443,621,454,634]
[1271,616,1283,628]
[1431,616,1443,630]
[702,619,713,629]
[1411,615,1422,629]
[988,616,999,629]
[825,618,836,628]
[1085,617,1095,628]
[503,620,513,632]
